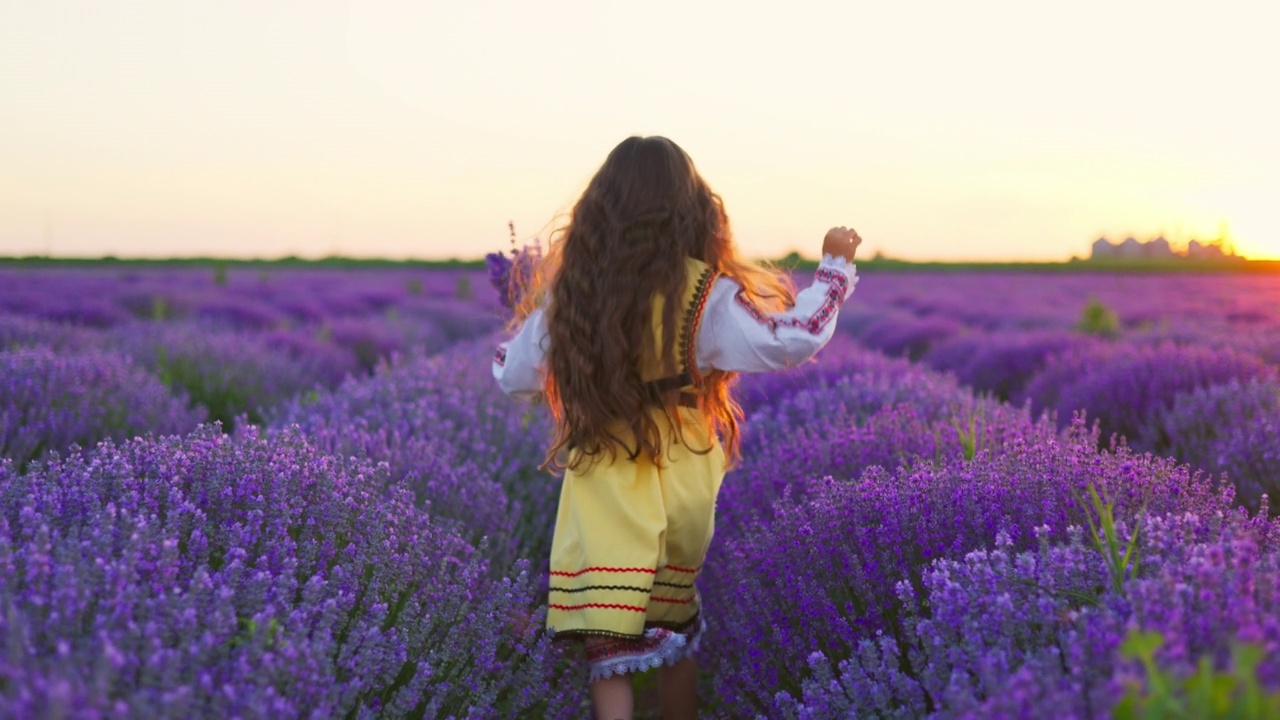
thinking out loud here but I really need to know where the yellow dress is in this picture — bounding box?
[546,257,725,645]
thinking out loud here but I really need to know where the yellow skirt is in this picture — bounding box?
[546,407,726,642]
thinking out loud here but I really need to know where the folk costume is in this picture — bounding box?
[492,254,857,681]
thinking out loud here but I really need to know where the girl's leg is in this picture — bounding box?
[585,636,634,720]
[657,655,698,720]
[589,673,634,720]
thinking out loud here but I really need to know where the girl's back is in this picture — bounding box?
[491,135,863,720]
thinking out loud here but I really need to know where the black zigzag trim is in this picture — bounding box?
[653,580,695,589]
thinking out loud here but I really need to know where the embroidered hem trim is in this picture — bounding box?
[585,627,687,683]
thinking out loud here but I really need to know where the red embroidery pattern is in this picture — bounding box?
[584,630,674,662]
[649,595,696,605]
[549,602,647,612]
[586,639,653,658]
[550,564,700,577]
[549,566,658,577]
[734,269,848,336]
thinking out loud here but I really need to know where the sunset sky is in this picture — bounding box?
[1,0,1277,262]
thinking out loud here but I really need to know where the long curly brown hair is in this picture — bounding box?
[515,136,795,473]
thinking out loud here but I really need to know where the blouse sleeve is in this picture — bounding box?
[695,254,857,373]
[492,307,548,400]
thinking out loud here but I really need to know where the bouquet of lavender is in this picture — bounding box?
[485,221,542,314]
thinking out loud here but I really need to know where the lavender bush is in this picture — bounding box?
[855,313,963,361]
[1019,341,1277,450]
[735,339,970,432]
[1212,412,1280,516]
[1152,378,1280,513]
[768,504,1280,719]
[724,348,1048,538]
[258,328,364,388]
[924,329,1090,401]
[398,297,502,343]
[110,322,341,428]
[836,270,1280,337]
[733,337,934,416]
[0,266,500,382]
[0,347,204,470]
[323,315,448,372]
[271,338,559,567]
[0,290,134,327]
[703,417,1232,717]
[0,425,578,718]
[0,313,102,351]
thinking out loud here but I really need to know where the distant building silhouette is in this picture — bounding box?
[1118,236,1145,257]
[1089,234,1238,261]
[1147,235,1172,257]
[1186,239,1227,259]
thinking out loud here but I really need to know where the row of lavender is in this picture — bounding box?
[3,290,589,718]
[7,264,1279,504]
[843,271,1280,515]
[1,266,499,469]
[713,337,1279,716]
[0,264,592,716]
[6,332,1278,716]
[4,264,1280,716]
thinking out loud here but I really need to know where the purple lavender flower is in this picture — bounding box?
[192,295,288,330]
[768,507,1280,717]
[856,312,964,361]
[926,329,1091,400]
[484,251,514,308]
[703,416,1231,717]
[722,342,1043,538]
[1021,340,1276,450]
[1212,413,1280,514]
[1153,377,1280,476]
[109,321,342,428]
[485,239,542,314]
[0,313,103,352]
[5,262,1280,715]
[0,425,579,718]
[271,337,560,568]
[1,346,204,470]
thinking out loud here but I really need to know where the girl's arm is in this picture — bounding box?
[696,253,857,373]
[492,307,548,400]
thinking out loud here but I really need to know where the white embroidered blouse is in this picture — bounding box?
[492,255,858,400]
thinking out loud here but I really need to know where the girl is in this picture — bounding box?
[492,136,860,720]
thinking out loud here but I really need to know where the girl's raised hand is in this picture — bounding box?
[822,226,862,262]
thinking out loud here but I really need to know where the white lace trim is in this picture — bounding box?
[588,628,689,683]
[820,253,854,270]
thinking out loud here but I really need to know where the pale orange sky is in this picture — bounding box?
[1,0,1277,261]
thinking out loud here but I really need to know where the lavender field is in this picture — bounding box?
[3,263,1279,718]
